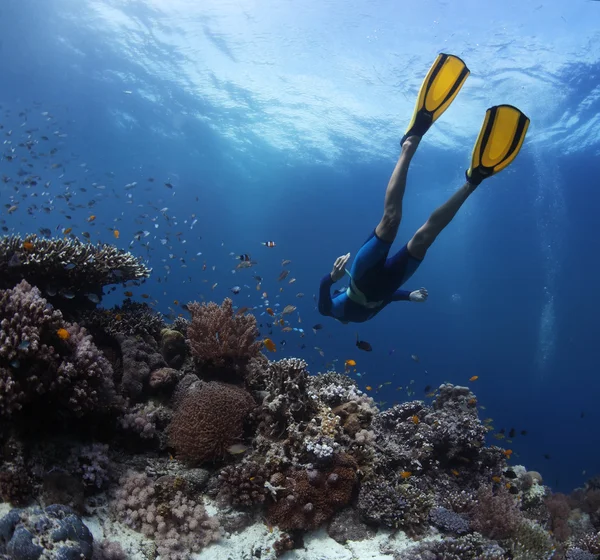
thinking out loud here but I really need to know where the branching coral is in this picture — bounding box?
[0,280,118,418]
[168,380,255,465]
[247,357,316,439]
[186,298,260,373]
[471,484,523,540]
[81,299,165,339]
[0,234,150,295]
[357,476,434,533]
[112,471,220,559]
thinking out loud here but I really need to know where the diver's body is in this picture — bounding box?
[318,54,530,324]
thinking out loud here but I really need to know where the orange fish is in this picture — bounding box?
[63,227,72,235]
[468,398,477,406]
[400,471,412,479]
[411,415,419,425]
[173,300,179,305]
[503,449,513,459]
[115,314,122,321]
[22,241,34,251]
[492,476,502,483]
[141,294,150,299]
[365,386,372,391]
[87,215,96,223]
[56,328,70,340]
[451,469,460,477]
[263,338,276,352]
[344,359,356,368]
[124,291,133,297]
[113,230,120,239]
[469,375,479,382]
[266,308,275,316]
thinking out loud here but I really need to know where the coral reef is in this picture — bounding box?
[0,504,93,560]
[265,453,358,531]
[81,299,165,339]
[0,280,118,419]
[217,459,272,508]
[112,471,221,559]
[159,328,187,368]
[0,234,150,296]
[470,484,523,540]
[116,334,165,401]
[168,379,256,465]
[187,298,261,374]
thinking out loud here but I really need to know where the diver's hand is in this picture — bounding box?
[409,287,428,302]
[331,253,350,282]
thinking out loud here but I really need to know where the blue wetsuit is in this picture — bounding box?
[318,230,423,323]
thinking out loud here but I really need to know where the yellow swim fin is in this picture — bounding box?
[401,53,470,146]
[466,105,530,186]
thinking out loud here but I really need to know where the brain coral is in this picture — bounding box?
[168,380,255,465]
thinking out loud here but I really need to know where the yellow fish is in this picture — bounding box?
[263,338,276,352]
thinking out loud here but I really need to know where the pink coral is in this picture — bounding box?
[0,280,118,418]
[112,471,220,560]
[186,298,260,372]
[470,484,522,540]
[168,380,255,465]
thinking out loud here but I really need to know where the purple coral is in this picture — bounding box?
[70,443,111,490]
[0,280,117,418]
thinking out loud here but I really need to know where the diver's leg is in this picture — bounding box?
[407,181,476,260]
[375,136,421,243]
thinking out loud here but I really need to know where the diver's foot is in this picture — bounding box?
[401,135,420,155]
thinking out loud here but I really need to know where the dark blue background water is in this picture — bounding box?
[1,0,599,492]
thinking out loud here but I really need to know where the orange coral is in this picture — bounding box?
[187,298,261,373]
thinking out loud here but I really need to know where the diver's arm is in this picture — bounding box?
[392,287,428,302]
[318,274,335,316]
[391,289,412,301]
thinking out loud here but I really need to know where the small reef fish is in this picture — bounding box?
[281,305,296,315]
[266,308,275,316]
[356,334,372,352]
[277,270,289,282]
[238,254,251,261]
[263,338,276,352]
[411,354,419,362]
[411,415,419,425]
[400,471,412,480]
[113,230,119,239]
[87,215,96,222]
[56,328,70,340]
[282,259,292,266]
[227,444,249,455]
[231,286,241,294]
[262,241,276,247]
[312,323,323,334]
[469,375,479,382]
[344,359,356,368]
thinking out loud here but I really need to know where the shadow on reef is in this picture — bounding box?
[0,235,599,559]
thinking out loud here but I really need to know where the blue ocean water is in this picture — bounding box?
[0,0,599,494]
